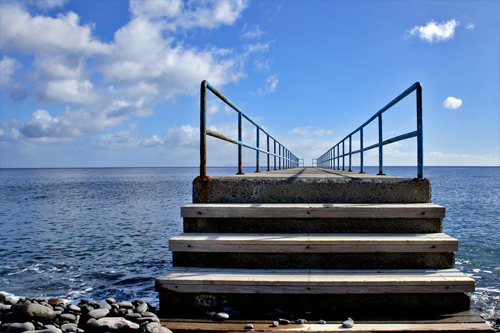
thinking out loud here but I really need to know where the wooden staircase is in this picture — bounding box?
[155,170,491,331]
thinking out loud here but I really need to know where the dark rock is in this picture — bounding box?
[342,317,354,328]
[222,306,233,312]
[86,308,109,319]
[111,304,119,310]
[295,319,307,324]
[5,322,36,333]
[90,317,139,330]
[0,294,6,302]
[278,318,289,325]
[85,318,96,327]
[12,303,56,322]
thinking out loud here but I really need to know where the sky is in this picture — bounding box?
[0,0,499,169]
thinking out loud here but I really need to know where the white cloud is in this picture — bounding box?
[0,55,19,89]
[244,41,272,53]
[253,74,279,95]
[408,19,460,43]
[466,23,474,30]
[443,97,462,109]
[242,24,265,38]
[289,126,334,137]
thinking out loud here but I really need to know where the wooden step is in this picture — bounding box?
[169,233,458,253]
[181,203,445,219]
[156,268,474,294]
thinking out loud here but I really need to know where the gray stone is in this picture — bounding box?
[5,322,36,333]
[136,317,159,324]
[142,311,157,318]
[90,317,140,330]
[244,324,254,329]
[60,324,77,333]
[0,304,12,311]
[86,308,109,319]
[13,303,56,321]
[59,314,76,322]
[111,304,119,310]
[134,303,147,314]
[85,318,96,326]
[319,319,326,324]
[124,313,142,321]
[42,303,53,310]
[215,312,229,320]
[295,319,307,324]
[34,297,46,303]
[24,327,62,333]
[97,301,111,310]
[105,298,116,304]
[271,321,279,327]
[342,317,354,328]
[144,322,172,333]
[66,305,79,313]
[117,301,133,309]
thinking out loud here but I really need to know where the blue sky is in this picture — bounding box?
[0,0,498,168]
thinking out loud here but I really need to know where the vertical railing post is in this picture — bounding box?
[378,114,384,175]
[360,127,364,174]
[274,141,277,170]
[348,135,352,172]
[333,147,335,169]
[256,127,260,172]
[416,83,423,179]
[342,140,345,171]
[279,145,282,169]
[267,135,270,171]
[237,111,243,174]
[200,81,207,178]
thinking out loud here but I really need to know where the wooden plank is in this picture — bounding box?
[156,268,475,294]
[169,233,458,253]
[162,321,493,332]
[181,203,446,219]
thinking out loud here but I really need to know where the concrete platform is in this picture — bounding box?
[193,168,431,203]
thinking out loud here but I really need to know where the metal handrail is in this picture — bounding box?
[316,82,423,178]
[200,80,299,177]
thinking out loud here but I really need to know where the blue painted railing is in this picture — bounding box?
[317,82,423,179]
[200,80,299,177]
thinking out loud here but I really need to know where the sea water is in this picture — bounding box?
[0,167,498,320]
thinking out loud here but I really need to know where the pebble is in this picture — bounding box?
[319,319,326,324]
[48,299,60,307]
[116,301,133,309]
[97,301,111,310]
[86,308,109,319]
[5,322,36,333]
[34,297,47,303]
[0,304,12,311]
[105,298,116,305]
[295,319,307,324]
[215,312,229,320]
[13,303,57,321]
[136,317,160,324]
[142,311,157,318]
[278,318,289,325]
[144,322,172,333]
[67,305,80,313]
[60,314,77,322]
[271,321,279,327]
[90,317,139,330]
[342,317,354,328]
[124,313,142,320]
[244,323,254,329]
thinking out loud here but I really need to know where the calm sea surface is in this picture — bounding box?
[1,167,499,319]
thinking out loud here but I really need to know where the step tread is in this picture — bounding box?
[181,203,445,219]
[169,233,458,253]
[156,268,475,294]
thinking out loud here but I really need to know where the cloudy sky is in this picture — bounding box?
[0,0,498,168]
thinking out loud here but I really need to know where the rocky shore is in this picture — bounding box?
[0,294,171,333]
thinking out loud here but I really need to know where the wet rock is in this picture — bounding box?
[105,298,116,305]
[295,319,307,324]
[86,308,109,319]
[135,303,148,314]
[97,301,111,310]
[342,317,354,328]
[90,317,140,330]
[278,318,289,325]
[215,312,229,320]
[13,303,56,321]
[5,322,36,333]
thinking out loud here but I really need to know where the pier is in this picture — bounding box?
[155,82,493,332]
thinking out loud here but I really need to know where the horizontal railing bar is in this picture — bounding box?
[206,83,282,146]
[207,129,297,161]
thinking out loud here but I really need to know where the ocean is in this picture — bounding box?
[0,166,498,321]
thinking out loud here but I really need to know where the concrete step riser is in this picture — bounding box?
[184,217,443,233]
[172,252,455,269]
